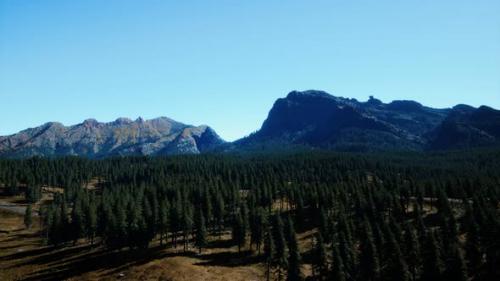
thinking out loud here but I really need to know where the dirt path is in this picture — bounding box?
[0,200,38,216]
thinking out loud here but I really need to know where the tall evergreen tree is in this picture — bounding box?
[159,199,170,246]
[264,226,276,281]
[24,204,33,229]
[403,223,421,280]
[286,220,302,281]
[465,221,482,278]
[214,193,225,239]
[86,198,97,245]
[359,221,380,281]
[232,210,247,253]
[312,233,328,280]
[250,207,266,254]
[71,197,85,245]
[331,244,347,281]
[421,230,444,281]
[195,208,208,253]
[445,244,468,281]
[273,215,288,281]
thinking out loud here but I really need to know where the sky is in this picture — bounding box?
[1,0,499,141]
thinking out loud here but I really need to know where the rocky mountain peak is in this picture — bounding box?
[237,90,499,152]
[113,117,133,125]
[0,116,225,158]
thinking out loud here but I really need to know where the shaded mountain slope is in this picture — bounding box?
[235,90,499,151]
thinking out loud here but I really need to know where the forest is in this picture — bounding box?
[0,149,499,281]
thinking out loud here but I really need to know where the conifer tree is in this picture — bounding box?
[71,197,85,245]
[403,223,421,280]
[273,215,288,281]
[445,244,468,281]
[214,193,225,239]
[195,208,208,253]
[421,230,444,281]
[24,204,33,229]
[331,244,347,281]
[359,221,380,281]
[181,202,193,252]
[264,226,276,281]
[338,231,355,281]
[318,208,329,242]
[250,207,266,254]
[465,221,482,277]
[202,188,212,228]
[287,227,302,281]
[86,198,97,245]
[386,234,410,281]
[312,233,328,280]
[159,199,169,246]
[232,210,246,253]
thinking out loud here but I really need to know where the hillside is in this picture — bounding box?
[0,117,224,158]
[235,90,500,151]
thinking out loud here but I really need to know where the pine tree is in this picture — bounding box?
[250,207,266,254]
[86,198,97,245]
[331,244,347,281]
[214,193,225,239]
[465,221,482,278]
[71,197,85,245]
[202,188,213,227]
[170,198,181,248]
[359,221,380,281]
[312,233,328,280]
[232,210,246,253]
[421,230,444,281]
[286,220,302,281]
[49,204,63,246]
[445,244,468,281]
[159,199,170,246]
[272,215,288,280]
[181,201,193,252]
[264,226,276,281]
[24,204,33,229]
[338,231,355,281]
[318,208,329,242]
[403,222,421,280]
[386,234,410,281]
[61,200,71,243]
[195,208,208,253]
[25,185,42,203]
[286,215,303,281]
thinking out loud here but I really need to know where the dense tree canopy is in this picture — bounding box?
[0,149,499,280]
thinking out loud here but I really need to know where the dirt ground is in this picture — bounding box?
[0,182,323,281]
[0,207,274,281]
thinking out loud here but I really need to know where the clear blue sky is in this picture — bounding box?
[1,0,499,141]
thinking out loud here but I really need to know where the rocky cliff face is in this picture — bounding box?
[236,90,500,151]
[0,117,224,158]
[427,105,500,150]
[2,90,499,157]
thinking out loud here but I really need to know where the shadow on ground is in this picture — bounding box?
[16,244,192,281]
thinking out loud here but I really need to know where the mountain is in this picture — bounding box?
[2,90,499,158]
[0,117,224,158]
[428,105,500,150]
[235,90,500,151]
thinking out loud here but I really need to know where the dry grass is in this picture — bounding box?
[0,209,267,281]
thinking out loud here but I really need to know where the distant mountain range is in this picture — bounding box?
[1,90,499,158]
[0,117,223,158]
[233,90,500,152]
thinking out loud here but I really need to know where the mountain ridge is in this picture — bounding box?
[234,90,499,152]
[0,117,224,158]
[2,90,500,158]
